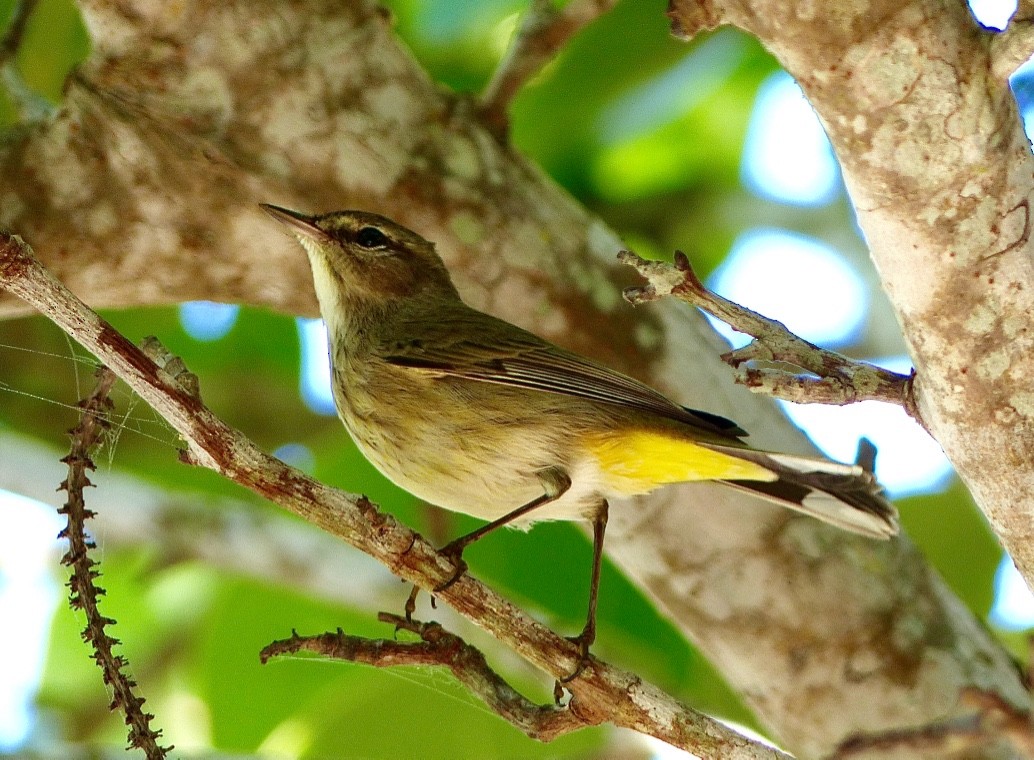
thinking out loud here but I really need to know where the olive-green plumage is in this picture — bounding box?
[262,203,898,655]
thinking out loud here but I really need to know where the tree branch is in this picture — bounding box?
[990,8,1034,81]
[1,1,1028,754]
[0,0,38,69]
[59,366,171,759]
[0,234,786,759]
[619,249,920,419]
[835,689,1034,758]
[261,614,595,745]
[479,0,618,136]
[664,0,1034,632]
[0,0,51,122]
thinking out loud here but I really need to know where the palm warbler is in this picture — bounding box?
[262,204,898,655]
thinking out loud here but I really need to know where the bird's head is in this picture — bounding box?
[262,204,459,304]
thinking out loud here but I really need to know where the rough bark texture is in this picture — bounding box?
[668,0,1034,580]
[0,1,1029,756]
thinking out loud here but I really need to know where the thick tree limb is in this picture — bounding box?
[835,689,1034,758]
[0,234,786,759]
[667,0,1034,656]
[0,1,1027,756]
[619,249,920,417]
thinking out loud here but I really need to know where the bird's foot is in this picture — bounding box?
[553,623,596,700]
[432,538,470,593]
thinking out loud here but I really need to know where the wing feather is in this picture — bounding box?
[377,304,899,537]
[707,444,898,537]
[380,308,746,439]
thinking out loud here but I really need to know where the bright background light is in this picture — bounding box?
[1009,55,1034,143]
[719,70,953,497]
[968,0,1017,29]
[741,72,839,206]
[777,359,953,499]
[178,301,240,342]
[296,318,336,416]
[272,442,316,473]
[707,228,867,349]
[706,227,949,497]
[0,490,62,750]
[991,555,1034,629]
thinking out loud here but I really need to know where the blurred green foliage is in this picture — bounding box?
[0,0,87,123]
[0,0,1011,757]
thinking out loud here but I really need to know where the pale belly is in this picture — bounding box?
[329,357,764,526]
[333,366,610,525]
[344,408,609,525]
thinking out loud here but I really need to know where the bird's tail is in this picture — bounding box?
[704,443,899,539]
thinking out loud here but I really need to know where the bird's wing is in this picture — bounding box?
[379,307,747,439]
[379,306,900,538]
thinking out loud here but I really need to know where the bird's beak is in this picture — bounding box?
[260,204,327,240]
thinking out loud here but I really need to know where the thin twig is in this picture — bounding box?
[0,234,788,758]
[262,614,586,742]
[59,366,172,759]
[479,0,618,137]
[618,249,922,422]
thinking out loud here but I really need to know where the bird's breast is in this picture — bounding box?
[325,357,602,523]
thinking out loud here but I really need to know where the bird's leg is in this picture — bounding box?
[561,500,608,683]
[433,467,572,593]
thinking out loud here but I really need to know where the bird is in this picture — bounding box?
[261,203,898,663]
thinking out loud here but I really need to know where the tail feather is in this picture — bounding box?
[707,445,899,539]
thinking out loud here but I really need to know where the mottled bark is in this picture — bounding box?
[669,0,1034,582]
[0,0,1028,756]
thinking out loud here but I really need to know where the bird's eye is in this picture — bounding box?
[355,226,389,249]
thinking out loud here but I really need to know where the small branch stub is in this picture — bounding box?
[990,8,1034,81]
[618,249,921,422]
[140,335,202,401]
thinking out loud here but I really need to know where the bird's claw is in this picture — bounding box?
[403,584,421,623]
[559,628,595,684]
[432,541,469,593]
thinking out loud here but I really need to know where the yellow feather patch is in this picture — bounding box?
[583,430,777,496]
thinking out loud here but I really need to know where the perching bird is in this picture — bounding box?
[262,203,898,659]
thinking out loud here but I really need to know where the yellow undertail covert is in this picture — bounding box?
[583,429,778,496]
